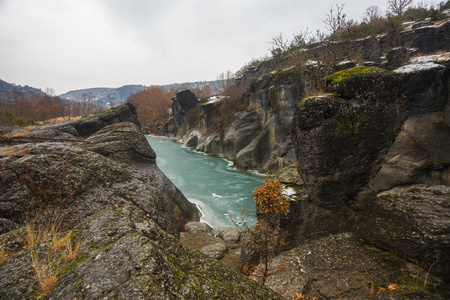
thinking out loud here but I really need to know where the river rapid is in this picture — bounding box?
[146,135,263,228]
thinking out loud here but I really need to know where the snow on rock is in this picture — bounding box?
[283,187,297,197]
[394,53,449,74]
[207,96,227,104]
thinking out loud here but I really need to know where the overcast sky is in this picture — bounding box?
[0,0,440,94]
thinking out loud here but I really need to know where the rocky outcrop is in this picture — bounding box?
[25,102,141,139]
[290,60,450,286]
[0,206,282,299]
[264,232,446,299]
[355,186,450,283]
[173,71,305,173]
[168,90,199,138]
[0,122,198,237]
[0,105,283,299]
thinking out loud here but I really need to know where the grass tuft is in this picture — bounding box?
[31,254,58,298]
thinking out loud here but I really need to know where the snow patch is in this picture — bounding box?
[394,53,450,74]
[395,62,444,73]
[283,187,297,197]
[207,95,227,104]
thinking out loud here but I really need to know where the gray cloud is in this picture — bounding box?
[0,0,437,94]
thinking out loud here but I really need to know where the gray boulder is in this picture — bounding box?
[0,123,198,237]
[200,242,229,260]
[355,186,450,283]
[215,227,241,244]
[185,221,214,236]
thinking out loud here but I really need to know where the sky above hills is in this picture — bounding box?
[0,0,440,95]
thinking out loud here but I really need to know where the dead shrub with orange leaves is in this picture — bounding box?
[232,178,290,285]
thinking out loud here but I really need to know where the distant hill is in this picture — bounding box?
[59,80,223,107]
[0,79,43,104]
[160,80,223,95]
[59,85,147,107]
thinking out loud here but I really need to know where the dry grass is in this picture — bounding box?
[24,222,45,248]
[111,122,121,131]
[47,115,83,124]
[24,219,62,248]
[27,229,82,298]
[50,234,69,252]
[50,231,82,262]
[0,146,30,157]
[6,127,36,137]
[0,248,8,266]
[31,254,58,298]
[63,236,81,263]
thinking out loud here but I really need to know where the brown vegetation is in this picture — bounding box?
[0,249,7,266]
[31,254,58,299]
[232,179,290,285]
[0,92,101,127]
[127,86,173,134]
[16,164,82,298]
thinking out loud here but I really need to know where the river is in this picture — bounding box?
[146,135,263,228]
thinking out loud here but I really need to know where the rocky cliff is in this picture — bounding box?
[164,21,450,297]
[289,57,450,287]
[167,20,450,174]
[0,104,283,299]
[169,72,304,173]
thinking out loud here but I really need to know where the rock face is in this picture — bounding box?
[290,61,450,286]
[0,105,283,299]
[169,90,199,137]
[171,72,305,173]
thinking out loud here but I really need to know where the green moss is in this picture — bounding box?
[296,93,337,108]
[76,279,82,289]
[326,66,387,86]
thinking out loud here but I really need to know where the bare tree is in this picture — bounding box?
[324,3,347,41]
[216,71,234,94]
[45,87,55,96]
[387,0,413,15]
[363,5,382,23]
[269,4,350,91]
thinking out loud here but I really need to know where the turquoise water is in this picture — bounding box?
[146,135,263,228]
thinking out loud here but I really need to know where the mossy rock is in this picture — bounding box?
[326,66,389,87]
[325,66,402,101]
